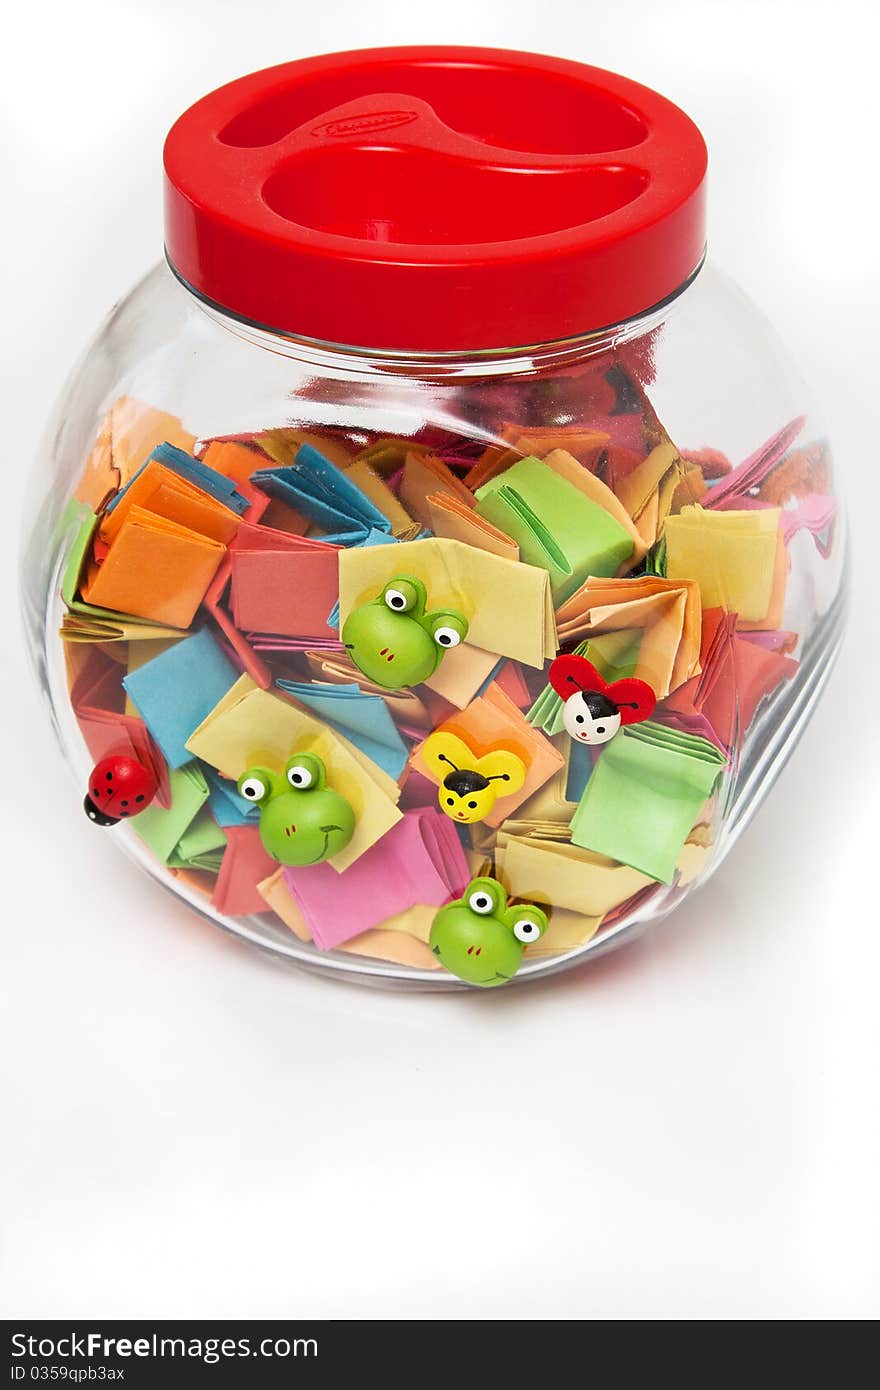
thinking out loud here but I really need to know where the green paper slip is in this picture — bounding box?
[644,534,667,576]
[526,632,642,734]
[59,500,99,607]
[475,456,634,603]
[570,721,727,884]
[133,763,211,864]
[167,806,227,873]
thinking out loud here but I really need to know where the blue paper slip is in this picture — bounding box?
[326,528,399,629]
[250,444,392,545]
[105,442,251,516]
[565,739,596,803]
[276,679,410,780]
[204,768,261,828]
[123,628,239,769]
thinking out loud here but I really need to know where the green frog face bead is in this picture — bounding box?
[341,575,469,690]
[237,752,355,867]
[429,877,548,987]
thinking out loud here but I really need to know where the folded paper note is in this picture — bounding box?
[569,721,727,883]
[338,537,557,670]
[123,627,239,769]
[81,505,227,628]
[133,762,211,865]
[184,675,401,871]
[426,491,519,560]
[495,831,658,918]
[276,679,410,780]
[167,807,227,873]
[474,453,636,601]
[282,806,470,950]
[229,522,340,639]
[251,444,392,545]
[98,458,242,547]
[400,451,479,531]
[212,825,278,915]
[554,573,702,697]
[467,427,608,491]
[704,417,804,510]
[664,504,783,622]
[105,441,250,517]
[662,607,799,746]
[343,458,420,540]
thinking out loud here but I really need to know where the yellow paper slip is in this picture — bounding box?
[555,574,702,696]
[186,675,401,871]
[525,907,602,957]
[338,538,557,670]
[664,505,782,622]
[610,441,694,547]
[495,830,712,918]
[60,613,186,644]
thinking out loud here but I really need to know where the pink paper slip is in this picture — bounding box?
[283,807,470,950]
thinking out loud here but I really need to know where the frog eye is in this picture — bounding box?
[239,774,268,802]
[383,578,419,613]
[286,763,314,789]
[468,888,496,915]
[512,915,544,944]
[429,611,468,650]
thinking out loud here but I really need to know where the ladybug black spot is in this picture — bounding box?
[121,800,129,807]
[106,770,113,780]
[120,811,129,817]
[136,794,145,803]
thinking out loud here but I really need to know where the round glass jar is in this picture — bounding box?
[21,47,847,989]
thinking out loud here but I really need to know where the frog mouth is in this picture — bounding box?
[299,824,343,866]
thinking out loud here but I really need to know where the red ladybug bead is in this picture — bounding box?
[84,756,158,827]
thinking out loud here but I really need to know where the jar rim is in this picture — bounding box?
[166,249,706,371]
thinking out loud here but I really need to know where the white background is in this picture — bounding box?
[2,0,878,1320]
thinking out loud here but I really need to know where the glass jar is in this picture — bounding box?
[21,47,847,989]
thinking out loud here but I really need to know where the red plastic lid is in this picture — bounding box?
[164,46,707,352]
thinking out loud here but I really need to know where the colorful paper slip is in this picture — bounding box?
[664,504,783,623]
[555,573,703,696]
[569,721,727,883]
[276,679,410,780]
[251,444,392,545]
[228,522,341,639]
[474,454,636,602]
[282,807,470,950]
[133,762,211,865]
[184,675,402,871]
[123,627,239,769]
[338,537,557,670]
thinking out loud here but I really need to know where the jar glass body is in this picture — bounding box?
[21,260,847,987]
